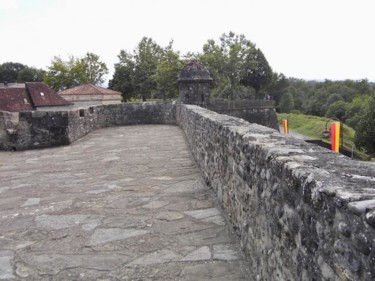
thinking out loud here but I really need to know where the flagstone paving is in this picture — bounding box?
[0,125,250,280]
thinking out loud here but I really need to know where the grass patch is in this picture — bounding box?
[277,113,370,160]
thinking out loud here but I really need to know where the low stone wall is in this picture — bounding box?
[0,111,14,150]
[1,102,375,280]
[0,111,70,150]
[95,102,176,128]
[0,102,176,150]
[178,105,375,281]
[208,99,279,130]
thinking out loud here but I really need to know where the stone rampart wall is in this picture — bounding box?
[178,104,375,281]
[0,111,70,150]
[0,111,14,149]
[208,99,279,130]
[0,102,176,150]
[1,102,375,280]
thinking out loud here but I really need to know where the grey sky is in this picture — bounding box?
[1,0,374,83]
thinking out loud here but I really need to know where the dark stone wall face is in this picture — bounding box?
[179,82,211,106]
[95,102,176,128]
[1,111,71,150]
[0,102,176,150]
[178,104,375,281]
[0,111,13,150]
[208,99,279,130]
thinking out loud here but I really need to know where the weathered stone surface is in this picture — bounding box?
[0,125,249,280]
[180,246,211,261]
[1,101,375,280]
[128,249,182,266]
[178,104,375,280]
[0,251,15,279]
[184,208,225,225]
[89,228,150,246]
[0,102,176,150]
[35,214,89,230]
[208,98,278,130]
[213,244,240,260]
[20,197,40,207]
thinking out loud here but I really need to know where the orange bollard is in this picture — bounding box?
[330,122,340,152]
[282,119,288,135]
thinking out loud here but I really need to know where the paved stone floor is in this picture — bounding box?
[0,125,250,280]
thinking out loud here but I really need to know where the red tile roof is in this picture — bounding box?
[26,82,72,107]
[0,82,72,112]
[59,84,122,96]
[0,87,33,112]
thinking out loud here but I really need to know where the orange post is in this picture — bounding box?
[282,119,288,135]
[330,122,340,152]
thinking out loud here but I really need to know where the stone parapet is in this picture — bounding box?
[1,101,374,280]
[178,104,375,281]
[0,102,176,150]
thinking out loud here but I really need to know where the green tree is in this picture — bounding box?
[44,53,108,91]
[82,52,108,85]
[354,97,375,156]
[109,50,136,102]
[0,62,45,83]
[305,89,329,116]
[133,37,163,101]
[266,72,290,104]
[200,32,270,99]
[279,91,295,113]
[17,67,45,82]
[346,96,372,129]
[325,100,349,121]
[153,41,183,100]
[44,56,80,91]
[110,37,163,102]
[0,62,25,82]
[199,39,228,96]
[240,48,273,98]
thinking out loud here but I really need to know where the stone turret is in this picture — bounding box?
[178,60,212,107]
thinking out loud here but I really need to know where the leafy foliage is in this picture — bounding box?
[0,62,45,83]
[325,100,349,121]
[108,51,135,102]
[82,52,109,85]
[240,48,273,98]
[268,78,375,134]
[110,37,181,102]
[354,97,375,156]
[199,32,272,99]
[153,41,184,100]
[44,52,108,91]
[279,90,295,113]
[133,37,163,101]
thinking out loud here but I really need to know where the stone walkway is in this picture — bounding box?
[0,125,250,280]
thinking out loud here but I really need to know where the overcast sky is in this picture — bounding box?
[1,0,374,83]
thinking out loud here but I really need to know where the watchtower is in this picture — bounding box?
[178,60,212,107]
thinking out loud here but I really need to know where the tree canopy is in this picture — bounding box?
[0,62,45,83]
[199,32,272,99]
[109,37,182,102]
[153,41,184,100]
[44,52,108,91]
[354,97,375,156]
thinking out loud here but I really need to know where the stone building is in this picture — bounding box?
[59,84,122,108]
[0,82,72,112]
[178,60,212,107]
[178,60,278,130]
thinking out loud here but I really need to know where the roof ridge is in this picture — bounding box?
[88,84,102,94]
